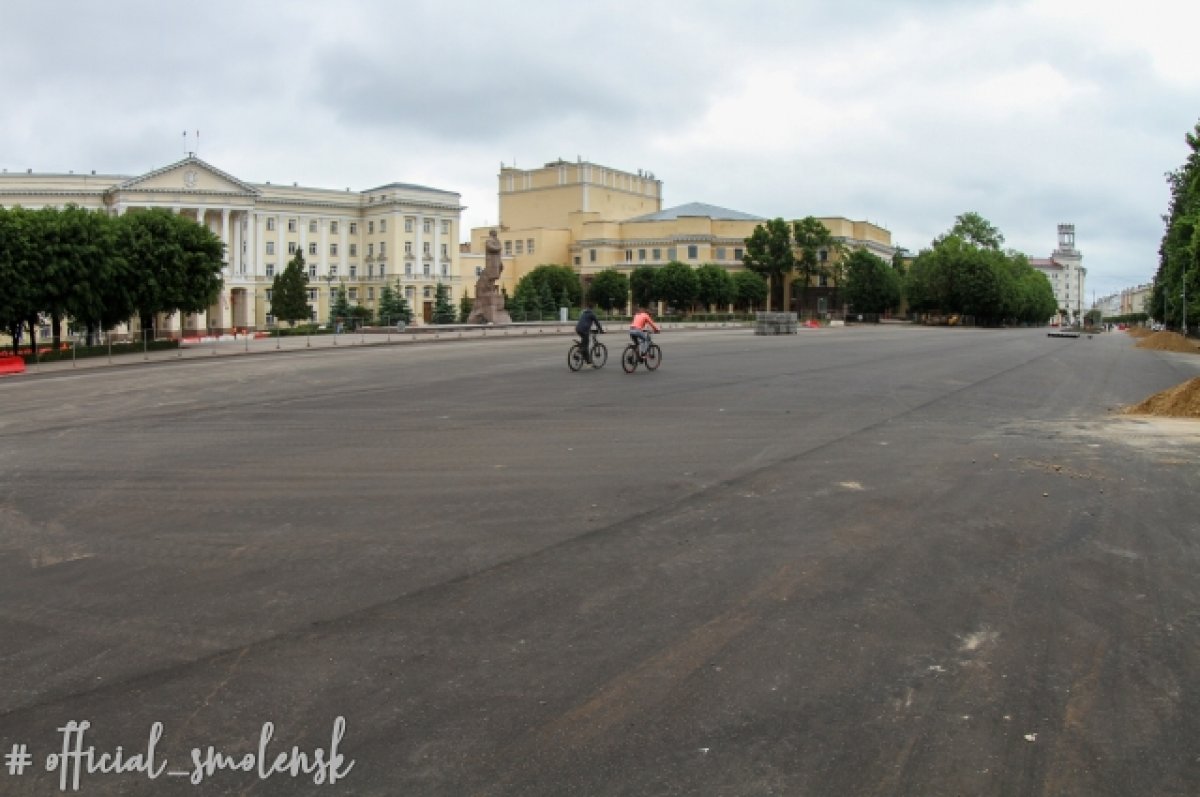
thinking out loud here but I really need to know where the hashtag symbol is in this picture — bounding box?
[5,743,33,776]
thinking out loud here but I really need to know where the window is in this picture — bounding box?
[716,247,726,260]
[330,265,338,277]
[349,244,357,257]
[589,249,596,263]
[308,265,317,278]
[423,286,432,298]
[309,220,317,233]
[288,242,297,254]
[423,242,431,255]
[405,241,413,255]
[309,242,317,256]
[652,248,661,260]
[380,219,387,233]
[265,264,275,277]
[330,243,338,256]
[527,239,534,255]
[368,287,375,300]
[367,243,374,256]
[515,240,523,254]
[349,222,358,235]
[440,243,447,257]
[287,219,297,232]
[350,264,358,278]
[422,219,431,233]
[667,248,677,260]
[368,265,374,278]
[818,274,829,287]
[405,263,413,276]
[266,217,276,231]
[574,256,581,266]
[734,247,743,261]
[638,249,646,262]
[818,249,828,263]
[330,221,338,235]
[504,240,512,256]
[349,288,358,301]
[687,245,698,260]
[423,263,430,277]
[405,217,414,232]
[266,242,275,255]
[368,221,375,234]
[441,264,448,277]
[265,288,274,300]
[442,220,450,234]
[265,314,275,326]
[380,242,386,256]
[307,288,318,301]
[625,250,633,263]
[379,265,386,278]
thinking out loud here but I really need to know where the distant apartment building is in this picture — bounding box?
[466,158,894,313]
[1030,224,1086,324]
[0,156,466,333]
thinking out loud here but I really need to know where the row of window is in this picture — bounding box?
[502,239,536,256]
[586,245,748,265]
[263,217,451,235]
[263,262,451,279]
[264,283,441,305]
[262,241,450,258]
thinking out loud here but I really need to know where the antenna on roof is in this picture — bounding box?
[195,130,200,157]
[182,130,188,157]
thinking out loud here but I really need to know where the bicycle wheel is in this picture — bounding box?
[644,344,662,371]
[621,345,639,373]
[591,341,608,369]
[567,344,585,371]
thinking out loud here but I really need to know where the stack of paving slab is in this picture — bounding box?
[755,312,799,335]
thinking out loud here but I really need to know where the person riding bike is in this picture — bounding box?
[576,304,605,366]
[629,306,661,358]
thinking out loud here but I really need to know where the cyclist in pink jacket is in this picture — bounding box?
[629,306,661,357]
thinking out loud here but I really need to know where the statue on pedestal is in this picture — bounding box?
[467,229,512,324]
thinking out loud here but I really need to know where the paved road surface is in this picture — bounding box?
[1,326,1198,795]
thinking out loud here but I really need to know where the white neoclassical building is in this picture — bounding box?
[0,155,467,334]
[1030,224,1087,325]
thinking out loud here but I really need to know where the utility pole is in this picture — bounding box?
[1184,279,1189,336]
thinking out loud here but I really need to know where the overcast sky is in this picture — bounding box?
[2,0,1197,300]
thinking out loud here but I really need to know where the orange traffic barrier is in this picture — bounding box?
[0,356,27,375]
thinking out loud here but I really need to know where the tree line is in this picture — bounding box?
[0,205,225,352]
[1152,118,1199,331]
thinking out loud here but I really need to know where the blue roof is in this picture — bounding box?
[628,202,764,222]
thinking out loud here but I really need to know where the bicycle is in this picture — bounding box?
[567,332,608,371]
[621,331,661,373]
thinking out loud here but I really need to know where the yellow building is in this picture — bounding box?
[467,158,894,313]
[0,155,467,334]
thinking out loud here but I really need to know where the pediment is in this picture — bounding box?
[115,157,258,196]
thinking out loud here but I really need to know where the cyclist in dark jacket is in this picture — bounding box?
[576,305,605,366]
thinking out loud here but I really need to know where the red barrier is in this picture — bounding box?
[0,356,27,375]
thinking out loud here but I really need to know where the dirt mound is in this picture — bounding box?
[1126,327,1153,338]
[1124,377,1200,418]
[1135,330,1200,353]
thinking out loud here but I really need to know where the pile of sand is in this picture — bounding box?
[1134,330,1200,353]
[1124,377,1200,418]
[1126,327,1153,339]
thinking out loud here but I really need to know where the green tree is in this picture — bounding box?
[743,218,794,311]
[537,280,555,318]
[791,216,837,310]
[431,283,457,324]
[587,269,630,313]
[732,269,768,312]
[1152,118,1200,330]
[695,264,735,311]
[0,207,42,353]
[841,249,901,314]
[329,285,352,327]
[378,284,413,325]
[655,261,700,313]
[271,251,311,327]
[630,266,658,309]
[459,292,474,323]
[513,265,582,309]
[118,209,224,337]
[942,211,1005,250]
[58,206,134,345]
